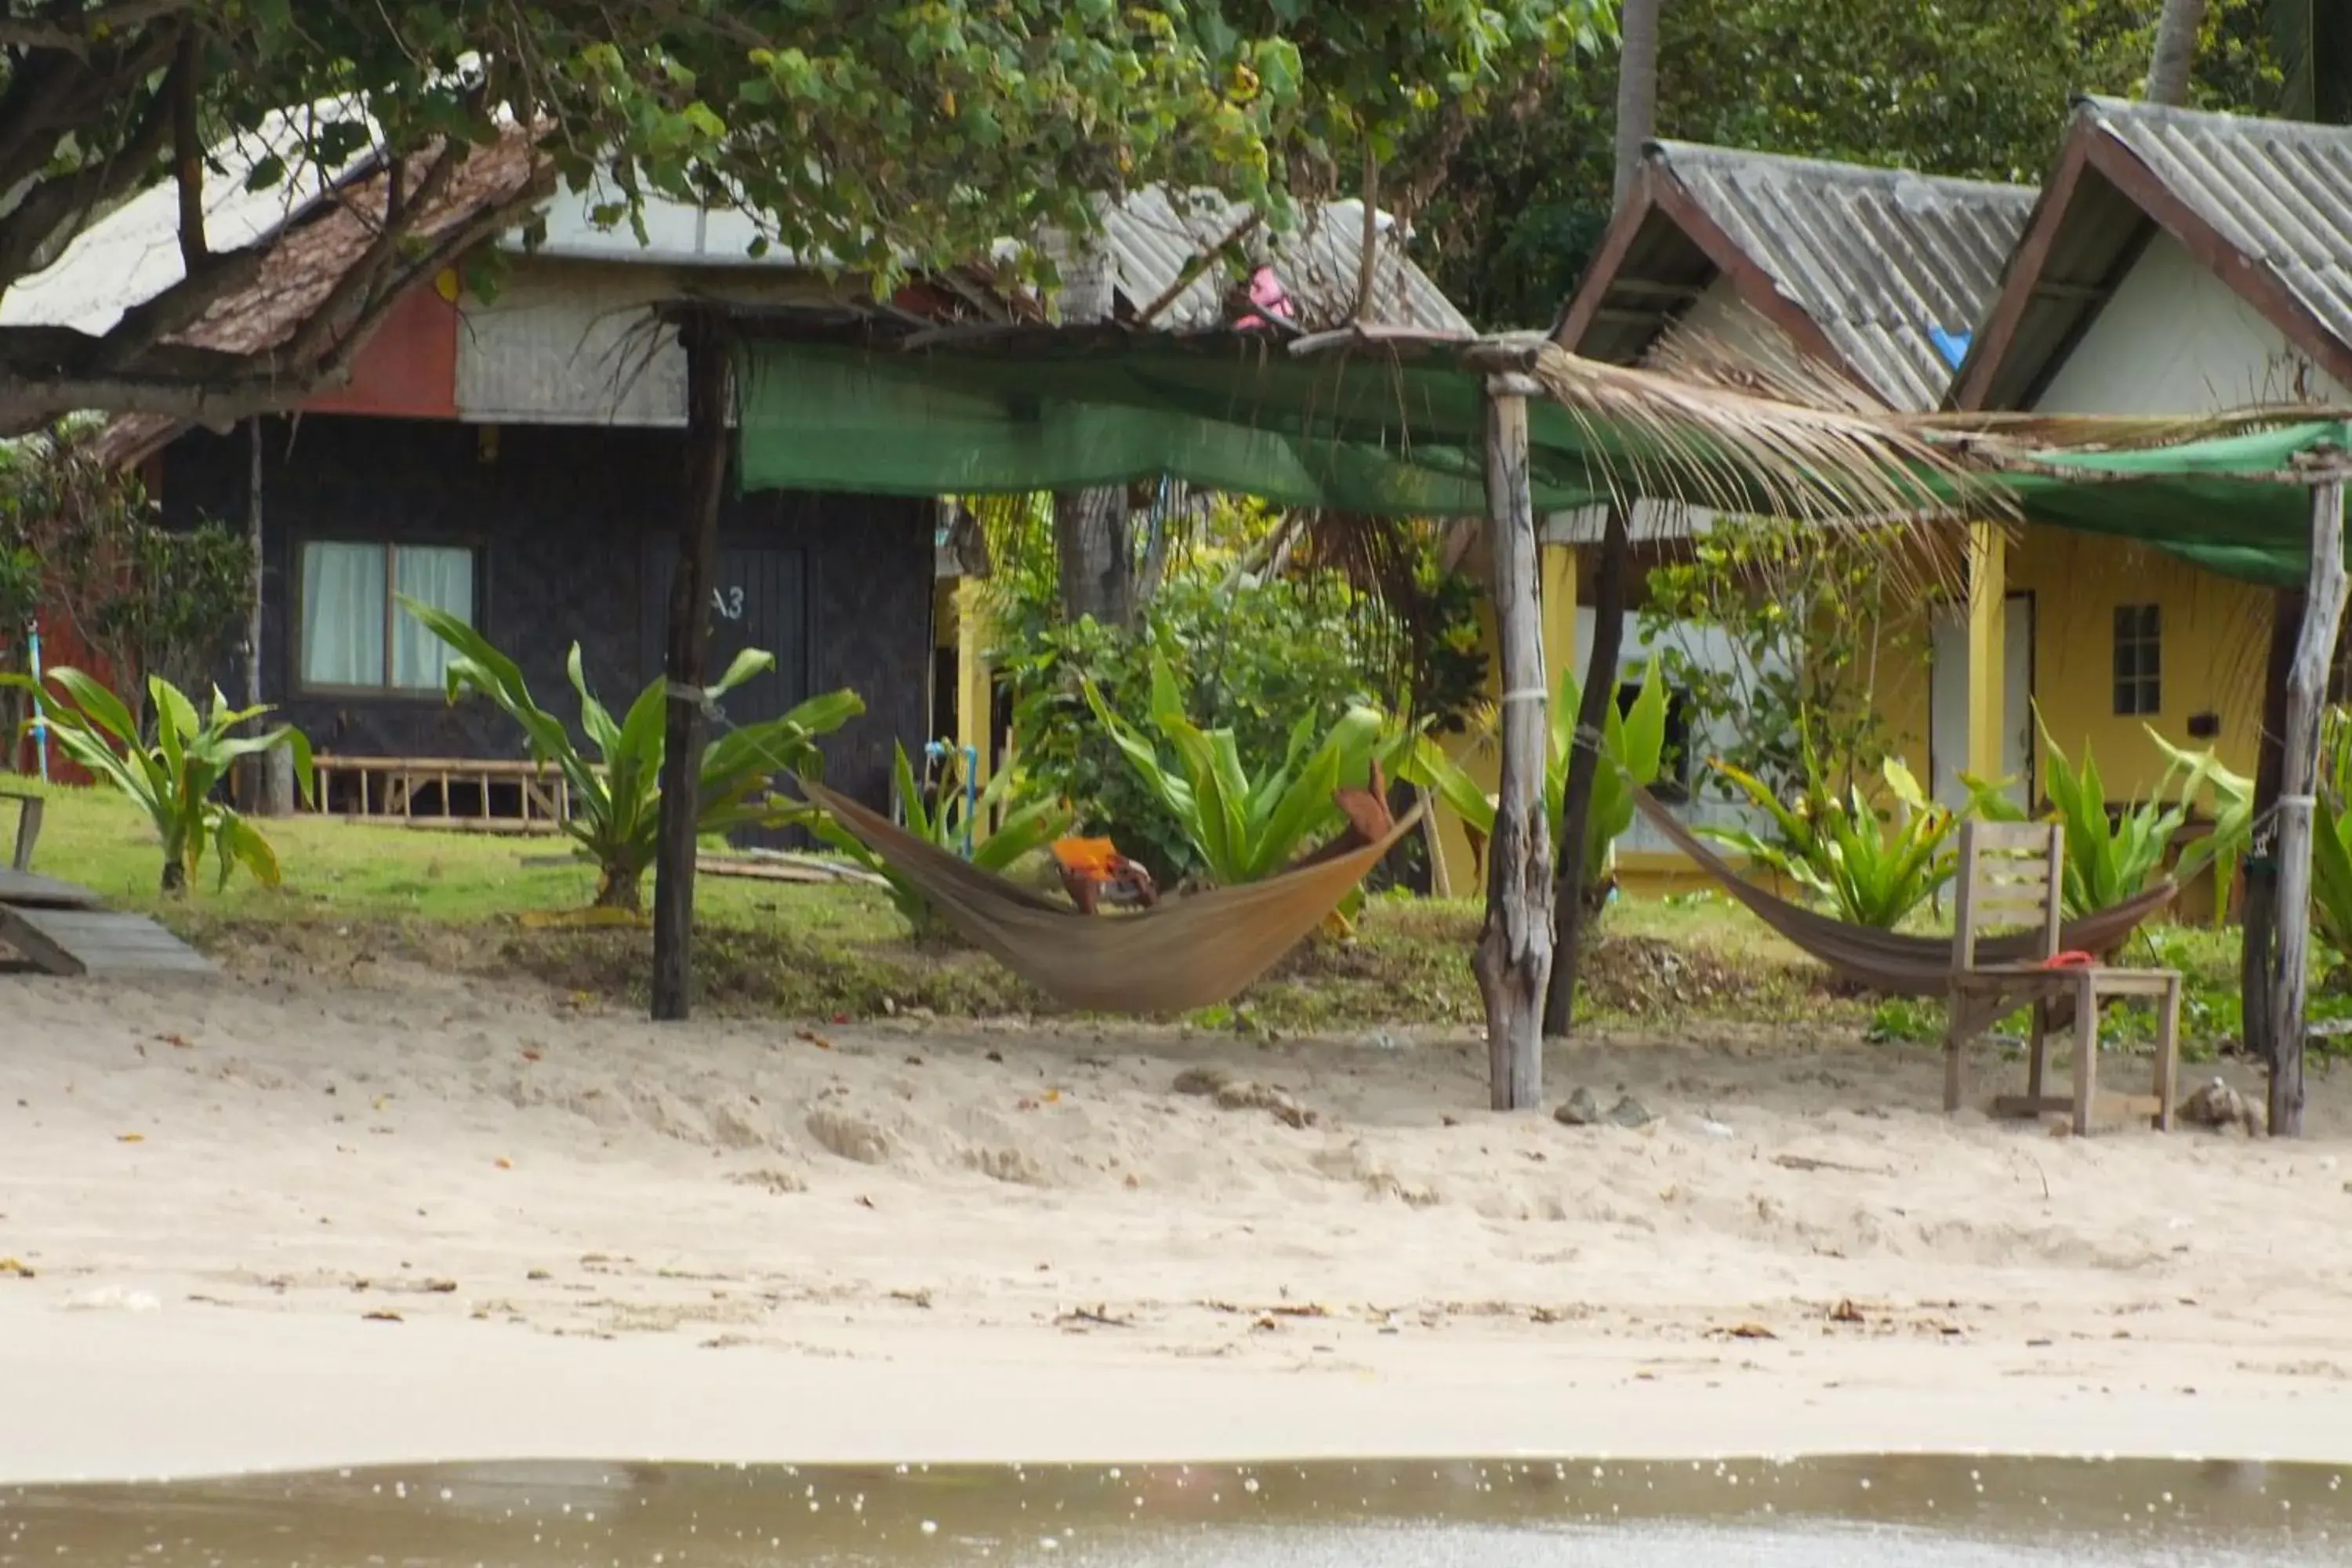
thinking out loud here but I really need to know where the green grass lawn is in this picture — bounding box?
[4,776,2291,1050]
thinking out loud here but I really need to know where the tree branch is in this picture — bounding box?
[170,24,205,270]
[0,42,180,284]
[0,1,196,55]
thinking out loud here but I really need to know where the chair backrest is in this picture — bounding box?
[1952,819,2063,971]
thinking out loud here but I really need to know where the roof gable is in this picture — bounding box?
[1951,96,2352,411]
[1556,141,2034,410]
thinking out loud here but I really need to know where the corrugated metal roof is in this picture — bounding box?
[2081,94,2352,367]
[1643,143,2036,409]
[1101,188,1472,333]
[0,100,376,335]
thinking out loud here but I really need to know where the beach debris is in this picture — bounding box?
[494,1156,514,1170]
[795,1027,835,1051]
[114,1132,143,1143]
[1554,1087,1605,1126]
[1698,1117,1734,1138]
[890,1287,935,1310]
[1554,1089,1653,1128]
[1829,1298,1867,1324]
[1773,1153,1889,1176]
[2179,1077,2262,1136]
[1055,1305,1133,1330]
[157,1033,194,1049]
[361,1310,404,1323]
[1171,1065,1315,1128]
[0,1257,31,1278]
[1711,1321,1777,1341]
[728,1168,808,1196]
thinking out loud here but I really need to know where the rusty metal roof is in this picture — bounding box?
[1100,187,1472,333]
[1566,142,2036,410]
[1953,96,2352,410]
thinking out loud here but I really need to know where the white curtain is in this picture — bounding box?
[391,546,475,688]
[300,543,385,688]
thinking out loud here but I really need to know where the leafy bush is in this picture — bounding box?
[2313,713,2352,973]
[807,743,1072,938]
[6,668,313,894]
[1402,666,1668,893]
[1704,753,1958,928]
[0,421,253,733]
[1639,511,1936,803]
[2147,727,2253,925]
[1085,652,1407,895]
[989,549,1422,882]
[404,599,862,910]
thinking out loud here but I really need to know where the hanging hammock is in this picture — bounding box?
[1630,786,2177,996]
[798,779,1422,1014]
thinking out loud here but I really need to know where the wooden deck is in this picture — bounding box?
[0,903,215,977]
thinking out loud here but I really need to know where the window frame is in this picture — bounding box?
[290,532,489,700]
[2111,602,2162,717]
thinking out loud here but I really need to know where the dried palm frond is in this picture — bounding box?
[1467,336,2003,534]
[1907,405,2350,453]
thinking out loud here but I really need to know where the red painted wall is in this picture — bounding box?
[303,281,459,420]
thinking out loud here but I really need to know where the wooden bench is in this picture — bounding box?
[0,786,40,873]
[1945,821,2182,1135]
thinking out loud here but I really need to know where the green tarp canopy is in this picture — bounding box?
[734,335,2350,589]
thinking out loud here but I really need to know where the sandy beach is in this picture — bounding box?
[6,956,2352,1483]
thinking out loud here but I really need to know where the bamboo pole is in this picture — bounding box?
[1472,376,1554,1110]
[2268,475,2348,1137]
[651,314,733,1022]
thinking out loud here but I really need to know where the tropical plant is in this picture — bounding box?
[402,599,862,910]
[985,509,1449,881]
[1084,653,1407,894]
[1703,753,1960,928]
[2020,720,2189,919]
[2148,727,2256,925]
[2307,709,2352,972]
[807,745,1073,938]
[1403,667,1669,896]
[5,668,313,895]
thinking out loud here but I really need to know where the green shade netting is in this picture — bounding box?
[735,336,2350,588]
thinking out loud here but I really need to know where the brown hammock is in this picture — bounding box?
[1631,786,2177,996]
[800,779,1423,1014]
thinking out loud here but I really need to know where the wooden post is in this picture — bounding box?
[1472,376,1555,1110]
[2239,589,2299,1072]
[243,418,292,815]
[2268,475,2348,1136]
[1544,509,1628,1036]
[650,315,734,1022]
[1965,521,2008,796]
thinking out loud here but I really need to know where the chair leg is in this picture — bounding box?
[2154,976,2181,1131]
[2072,974,2098,1137]
[2027,1000,2049,1102]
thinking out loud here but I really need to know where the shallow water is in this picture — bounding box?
[2,1454,2345,1566]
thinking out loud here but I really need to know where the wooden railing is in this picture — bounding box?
[308,755,596,833]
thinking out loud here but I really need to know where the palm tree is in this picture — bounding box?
[1550,0,1664,1034]
[2145,0,2210,106]
[1613,0,1664,207]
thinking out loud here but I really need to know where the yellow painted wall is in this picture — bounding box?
[2003,528,2270,801]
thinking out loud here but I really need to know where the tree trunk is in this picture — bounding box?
[2268,477,2349,1138]
[2144,0,2209,106]
[1055,485,1133,626]
[1613,0,1665,209]
[2240,587,2299,1070]
[160,854,186,895]
[595,866,644,913]
[650,316,732,1022]
[1047,227,1134,626]
[1543,510,1630,1036]
[1473,379,1555,1110]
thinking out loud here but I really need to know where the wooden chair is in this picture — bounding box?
[0,786,40,873]
[1944,820,2181,1135]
